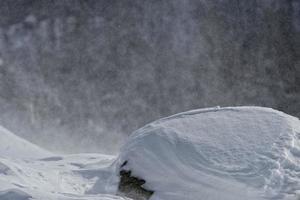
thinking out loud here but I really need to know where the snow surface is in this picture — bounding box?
[0,126,127,200]
[1,106,300,200]
[0,126,52,159]
[118,106,300,200]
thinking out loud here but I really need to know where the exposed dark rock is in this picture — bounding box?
[118,161,153,200]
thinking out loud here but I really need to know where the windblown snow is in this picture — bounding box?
[0,106,300,200]
[117,107,300,200]
[0,126,124,200]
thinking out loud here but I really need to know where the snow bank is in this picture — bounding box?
[0,125,128,200]
[1,107,299,200]
[117,107,300,200]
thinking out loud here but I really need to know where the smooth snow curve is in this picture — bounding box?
[118,107,300,200]
[0,126,128,200]
[1,106,299,200]
[0,126,52,159]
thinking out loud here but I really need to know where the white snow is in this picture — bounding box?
[0,126,52,159]
[1,106,300,200]
[0,126,128,200]
[117,106,300,200]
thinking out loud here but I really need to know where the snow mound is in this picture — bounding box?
[1,107,299,200]
[118,107,300,200]
[0,125,129,200]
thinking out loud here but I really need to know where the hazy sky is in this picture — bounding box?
[0,0,299,153]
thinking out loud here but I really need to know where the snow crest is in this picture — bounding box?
[118,107,300,200]
[0,126,128,200]
[0,106,299,200]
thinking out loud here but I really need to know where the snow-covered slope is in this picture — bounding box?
[0,126,128,200]
[1,106,300,200]
[117,107,300,200]
[0,126,52,159]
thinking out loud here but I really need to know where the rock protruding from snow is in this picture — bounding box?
[118,107,300,200]
[118,168,154,200]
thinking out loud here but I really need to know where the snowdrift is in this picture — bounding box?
[0,126,127,200]
[0,106,299,200]
[117,107,300,200]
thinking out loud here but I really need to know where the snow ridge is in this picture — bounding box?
[0,126,128,200]
[0,106,299,200]
[118,106,300,200]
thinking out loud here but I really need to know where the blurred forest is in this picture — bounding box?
[0,0,299,153]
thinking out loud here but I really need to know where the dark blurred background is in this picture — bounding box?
[0,0,299,154]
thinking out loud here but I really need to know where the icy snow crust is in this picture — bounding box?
[0,126,127,200]
[1,106,299,200]
[118,107,300,200]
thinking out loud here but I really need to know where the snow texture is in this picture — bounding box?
[118,106,300,200]
[0,126,128,200]
[1,106,300,200]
